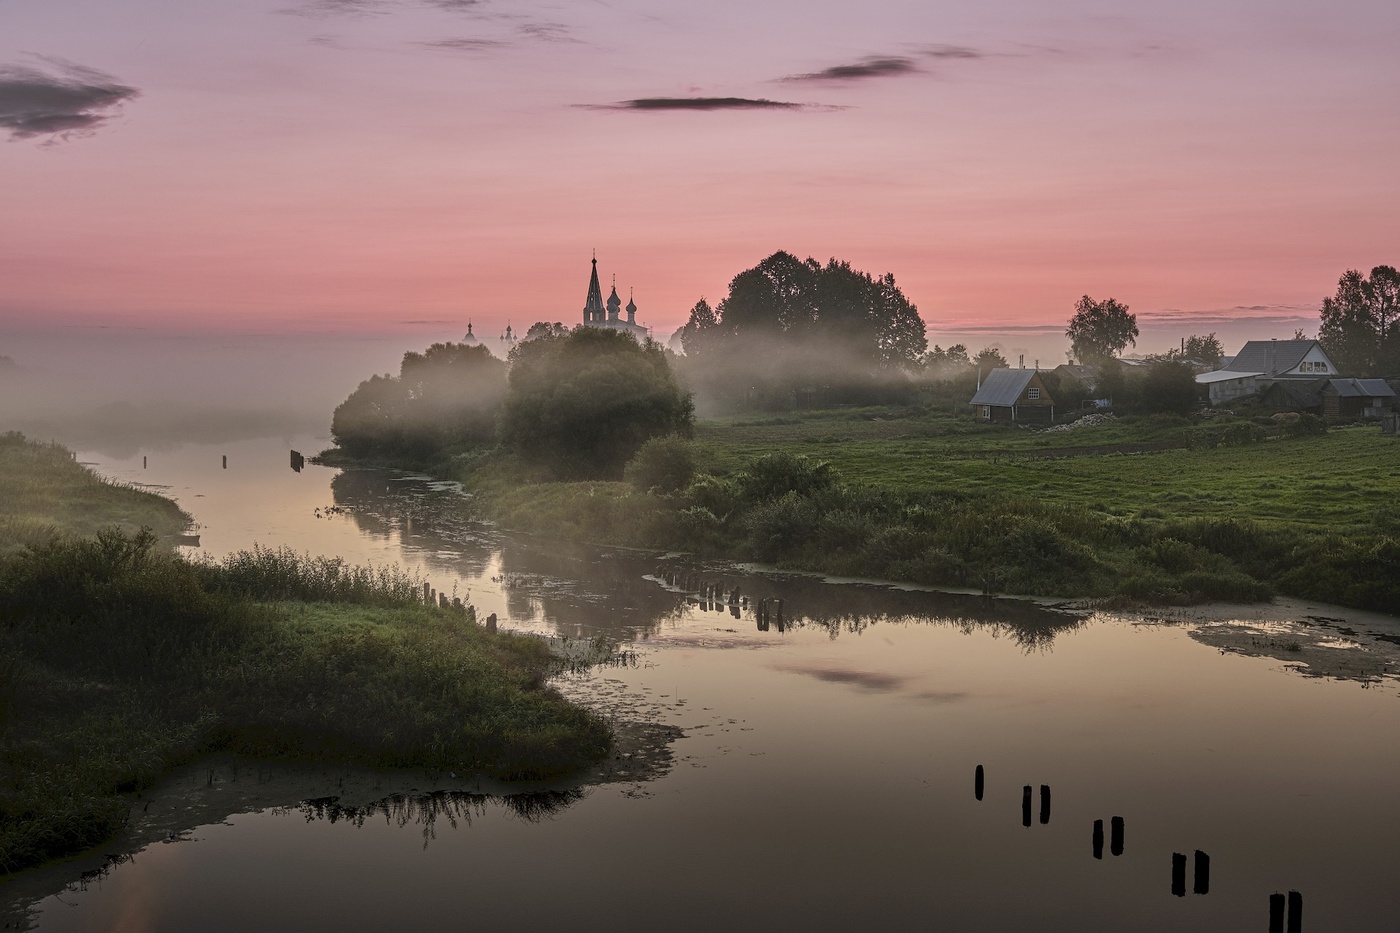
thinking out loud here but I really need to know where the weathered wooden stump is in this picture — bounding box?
[1092,820,1104,860]
[1193,850,1210,895]
[1171,852,1187,897]
[974,764,984,801]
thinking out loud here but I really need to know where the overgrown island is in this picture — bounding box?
[326,252,1399,612]
[0,434,610,876]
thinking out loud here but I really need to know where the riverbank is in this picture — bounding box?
[0,431,189,553]
[330,408,1399,613]
[0,434,612,877]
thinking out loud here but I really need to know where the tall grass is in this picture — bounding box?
[0,529,611,875]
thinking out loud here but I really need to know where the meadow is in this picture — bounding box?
[471,408,1399,612]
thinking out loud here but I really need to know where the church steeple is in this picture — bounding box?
[626,288,637,324]
[583,254,605,324]
[606,274,622,322]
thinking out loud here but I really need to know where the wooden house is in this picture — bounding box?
[1321,378,1397,420]
[970,369,1055,424]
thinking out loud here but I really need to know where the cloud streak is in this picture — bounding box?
[592,97,807,112]
[0,59,139,142]
[783,56,919,83]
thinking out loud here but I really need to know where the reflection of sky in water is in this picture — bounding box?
[27,436,1400,932]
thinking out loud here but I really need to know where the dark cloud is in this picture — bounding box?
[281,0,393,17]
[518,22,577,43]
[424,0,483,9]
[924,44,984,59]
[596,97,805,112]
[414,37,505,52]
[0,59,139,142]
[783,56,918,83]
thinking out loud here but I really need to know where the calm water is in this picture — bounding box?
[7,435,1400,931]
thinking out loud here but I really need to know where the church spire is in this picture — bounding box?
[583,254,605,324]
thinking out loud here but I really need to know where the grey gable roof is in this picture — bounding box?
[1326,378,1397,398]
[1227,340,1323,376]
[970,368,1037,407]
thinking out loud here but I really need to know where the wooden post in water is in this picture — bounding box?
[486,612,497,634]
[974,765,984,801]
[1287,891,1302,933]
[1039,785,1051,824]
[422,582,431,604]
[1193,850,1210,895]
[1171,853,1187,897]
[143,456,147,469]
[1021,786,1032,827]
[1269,893,1285,933]
[1110,816,1124,856]
[222,455,227,469]
[1092,820,1104,860]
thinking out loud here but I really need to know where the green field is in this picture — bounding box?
[470,408,1398,613]
[695,412,1395,533]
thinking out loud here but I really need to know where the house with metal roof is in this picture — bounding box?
[970,368,1055,424]
[1197,339,1342,406]
[1222,340,1338,379]
[1321,378,1397,420]
[1196,369,1265,406]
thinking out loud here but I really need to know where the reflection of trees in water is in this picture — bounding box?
[652,560,1084,650]
[328,468,1083,648]
[330,469,494,578]
[287,789,585,847]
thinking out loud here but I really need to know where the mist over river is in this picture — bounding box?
[5,434,1400,932]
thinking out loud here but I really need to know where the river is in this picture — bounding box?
[5,434,1400,932]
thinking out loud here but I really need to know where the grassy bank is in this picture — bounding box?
[0,432,189,553]
[0,436,611,876]
[458,410,1399,613]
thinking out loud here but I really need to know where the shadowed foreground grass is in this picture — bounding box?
[0,534,611,875]
[0,434,610,876]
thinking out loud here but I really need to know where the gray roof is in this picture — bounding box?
[1227,340,1324,376]
[1326,378,1397,399]
[1195,369,1263,384]
[970,368,1038,406]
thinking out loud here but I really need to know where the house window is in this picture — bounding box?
[981,406,991,419]
[1027,388,1041,400]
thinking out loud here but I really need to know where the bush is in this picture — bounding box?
[1279,413,1328,438]
[624,436,698,494]
[732,453,837,503]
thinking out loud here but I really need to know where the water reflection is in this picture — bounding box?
[329,466,1088,648]
[284,789,586,846]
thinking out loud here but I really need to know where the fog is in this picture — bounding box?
[0,327,475,456]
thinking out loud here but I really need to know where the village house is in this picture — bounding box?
[970,368,1056,424]
[1196,339,1340,406]
[1321,378,1397,420]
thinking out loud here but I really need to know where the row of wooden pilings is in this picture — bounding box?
[419,581,468,616]
[974,763,1303,927]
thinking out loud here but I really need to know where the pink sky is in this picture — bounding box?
[2,0,1397,363]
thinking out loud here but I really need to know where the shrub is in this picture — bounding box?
[624,436,698,494]
[733,453,837,503]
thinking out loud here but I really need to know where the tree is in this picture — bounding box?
[1066,296,1138,363]
[332,342,507,459]
[500,328,694,478]
[706,252,928,368]
[1319,265,1400,375]
[523,321,569,341]
[1179,334,1224,365]
[1138,360,1199,415]
[678,298,720,357]
[974,347,1009,372]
